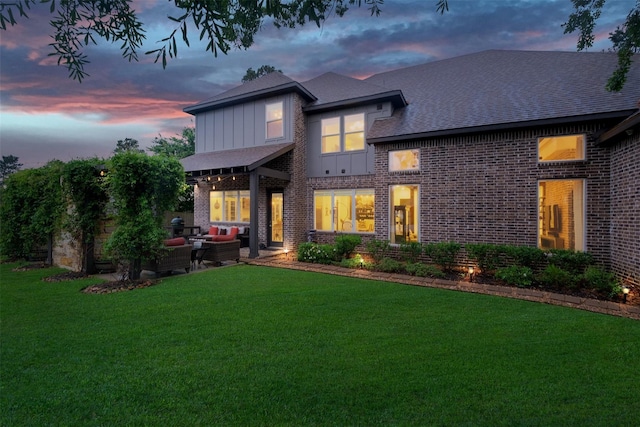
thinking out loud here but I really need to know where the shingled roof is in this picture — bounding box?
[364,50,640,142]
[301,72,407,112]
[183,50,640,141]
[184,72,315,114]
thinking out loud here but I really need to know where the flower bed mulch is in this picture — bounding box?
[81,279,157,294]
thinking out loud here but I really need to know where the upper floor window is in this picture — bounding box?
[389,149,420,172]
[321,113,365,153]
[538,134,585,162]
[266,102,283,139]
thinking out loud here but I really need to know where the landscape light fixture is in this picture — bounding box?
[468,266,475,282]
[284,248,289,259]
[622,286,630,303]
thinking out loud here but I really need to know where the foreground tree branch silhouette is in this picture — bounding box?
[1,0,636,90]
[0,0,382,82]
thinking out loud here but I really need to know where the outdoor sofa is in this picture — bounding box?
[141,237,192,276]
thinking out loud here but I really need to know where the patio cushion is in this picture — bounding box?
[164,237,186,246]
[208,226,219,236]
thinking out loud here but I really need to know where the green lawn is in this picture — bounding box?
[1,263,639,426]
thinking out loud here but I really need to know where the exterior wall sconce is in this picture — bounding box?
[217,176,221,181]
[622,286,630,303]
[468,266,475,282]
[232,176,236,181]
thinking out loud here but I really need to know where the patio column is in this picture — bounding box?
[249,170,260,258]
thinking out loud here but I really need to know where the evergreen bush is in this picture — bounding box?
[423,241,461,272]
[495,265,534,288]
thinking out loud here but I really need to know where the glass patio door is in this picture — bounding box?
[268,191,283,247]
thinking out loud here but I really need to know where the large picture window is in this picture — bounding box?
[390,185,419,244]
[538,180,584,251]
[321,113,365,153]
[314,189,374,233]
[266,101,283,139]
[210,190,250,223]
[538,134,585,162]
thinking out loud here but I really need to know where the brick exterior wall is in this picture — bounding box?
[610,132,640,287]
[193,93,309,251]
[370,122,613,265]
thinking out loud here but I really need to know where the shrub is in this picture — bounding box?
[502,245,546,269]
[546,249,593,275]
[366,238,391,262]
[297,242,335,264]
[334,234,362,260]
[339,256,365,269]
[536,264,577,289]
[423,241,461,272]
[465,243,504,273]
[495,265,534,288]
[375,257,403,273]
[399,241,423,263]
[405,262,446,278]
[582,266,621,297]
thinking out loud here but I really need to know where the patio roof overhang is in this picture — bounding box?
[180,142,294,260]
[180,142,294,182]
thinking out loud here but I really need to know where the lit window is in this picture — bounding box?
[321,113,365,153]
[344,114,365,151]
[321,117,340,153]
[314,189,374,233]
[538,180,584,251]
[390,185,419,244]
[266,102,283,139]
[389,149,420,172]
[210,191,250,223]
[538,135,585,162]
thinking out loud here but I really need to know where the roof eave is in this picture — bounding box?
[367,111,636,144]
[184,83,317,115]
[597,109,640,144]
[303,90,407,114]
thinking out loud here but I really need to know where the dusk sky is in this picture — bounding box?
[0,0,631,169]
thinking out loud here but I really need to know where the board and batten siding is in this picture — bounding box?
[194,94,295,153]
[306,102,393,177]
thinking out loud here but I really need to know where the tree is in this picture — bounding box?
[62,158,109,273]
[563,0,640,92]
[436,0,639,92]
[0,155,23,184]
[103,151,184,280]
[242,65,282,83]
[0,0,382,82]
[0,161,65,263]
[149,127,195,159]
[114,138,144,154]
[149,126,195,212]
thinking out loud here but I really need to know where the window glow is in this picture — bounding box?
[314,189,374,232]
[390,185,419,244]
[538,180,584,251]
[266,102,283,139]
[538,135,585,162]
[210,190,250,223]
[321,113,365,153]
[389,149,420,171]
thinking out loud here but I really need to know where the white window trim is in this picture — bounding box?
[209,190,250,223]
[389,184,420,245]
[266,101,284,140]
[537,134,586,164]
[537,179,586,252]
[313,189,375,233]
[321,113,366,154]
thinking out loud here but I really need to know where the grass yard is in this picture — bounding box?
[1,262,639,426]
